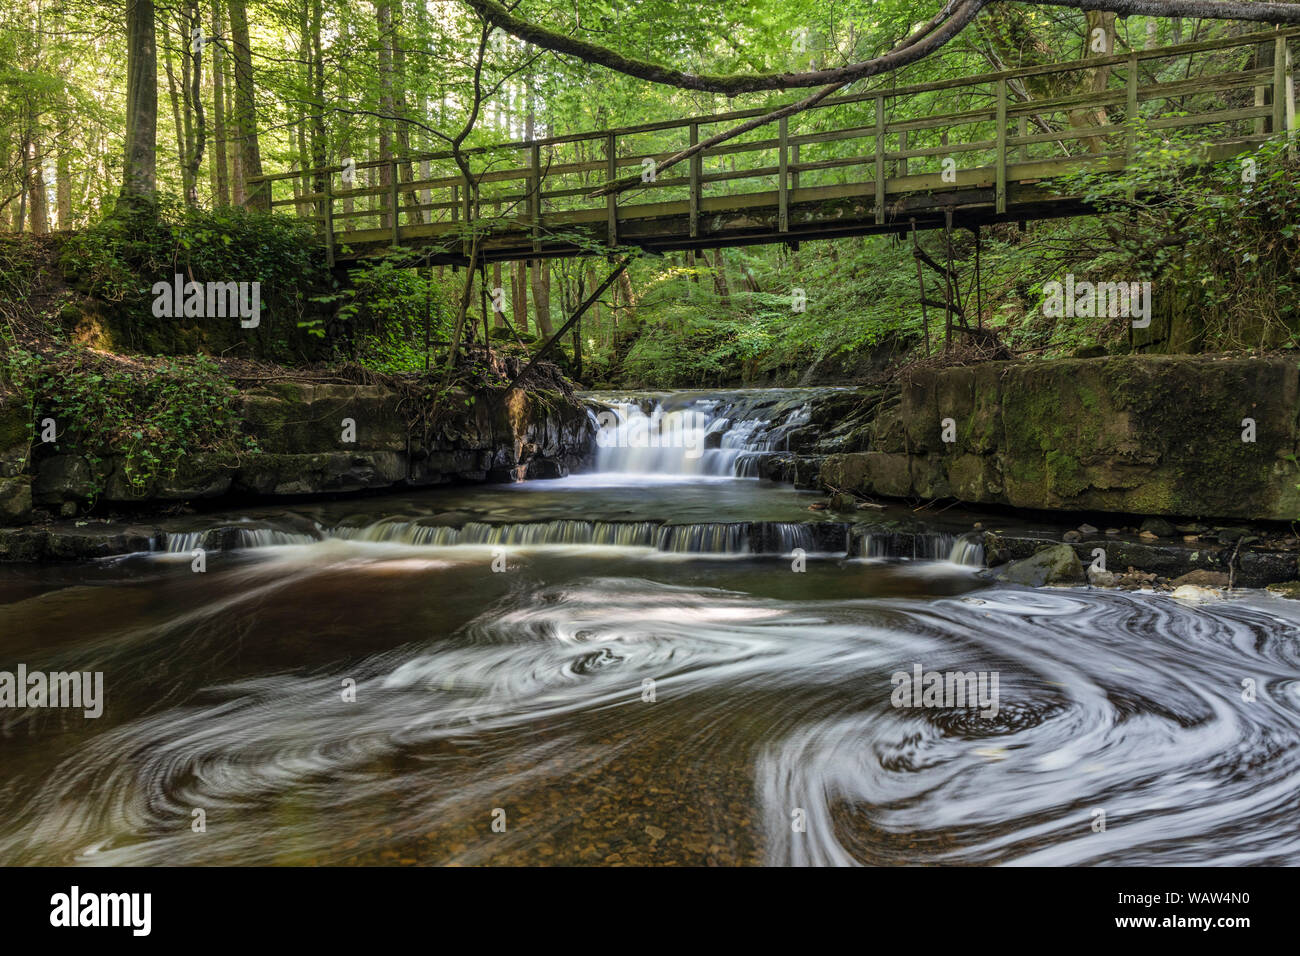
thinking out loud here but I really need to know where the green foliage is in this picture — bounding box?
[57,196,333,359]
[313,256,458,373]
[0,348,257,498]
[609,238,931,387]
[1062,134,1300,349]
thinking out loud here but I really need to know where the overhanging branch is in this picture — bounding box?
[462,0,1300,97]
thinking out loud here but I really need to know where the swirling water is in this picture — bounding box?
[1,392,1297,866]
[1,536,1298,866]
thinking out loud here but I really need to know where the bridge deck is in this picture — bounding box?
[251,28,1298,266]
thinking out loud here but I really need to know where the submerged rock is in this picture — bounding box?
[1086,566,1116,587]
[1140,517,1176,538]
[997,543,1085,587]
[1171,569,1231,588]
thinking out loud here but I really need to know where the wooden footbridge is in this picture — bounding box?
[253,27,1297,267]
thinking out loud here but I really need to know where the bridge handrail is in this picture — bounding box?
[251,25,1300,184]
[252,25,1295,265]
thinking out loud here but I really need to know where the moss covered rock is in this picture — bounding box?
[997,543,1086,586]
[819,356,1300,521]
[0,476,32,524]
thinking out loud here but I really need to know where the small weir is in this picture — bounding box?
[160,519,985,562]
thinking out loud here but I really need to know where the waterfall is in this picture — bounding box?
[158,526,320,552]
[947,532,985,566]
[588,391,818,477]
[853,529,985,565]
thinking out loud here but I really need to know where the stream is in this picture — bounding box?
[1,389,1298,866]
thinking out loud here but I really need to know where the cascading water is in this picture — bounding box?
[157,517,984,564]
[161,519,828,557]
[145,389,988,566]
[589,390,817,477]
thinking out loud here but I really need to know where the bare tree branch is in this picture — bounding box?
[463,0,989,94]
[462,0,1300,97]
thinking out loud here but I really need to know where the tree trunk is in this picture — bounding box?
[185,0,205,206]
[711,249,731,305]
[228,0,267,209]
[226,32,244,205]
[530,260,553,336]
[164,32,190,201]
[295,0,311,217]
[375,0,394,230]
[1069,11,1117,153]
[572,317,582,379]
[310,0,327,209]
[512,260,529,334]
[211,0,230,206]
[16,132,28,231]
[617,269,636,323]
[26,137,48,234]
[56,140,72,229]
[121,0,158,205]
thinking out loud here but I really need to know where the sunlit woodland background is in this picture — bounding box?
[1,1,1296,385]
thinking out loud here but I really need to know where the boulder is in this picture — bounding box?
[997,543,1085,587]
[32,455,94,505]
[0,477,33,525]
[1140,517,1176,538]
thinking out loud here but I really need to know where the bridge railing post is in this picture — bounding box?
[1272,34,1288,139]
[607,132,618,249]
[530,143,542,253]
[778,116,789,233]
[389,159,400,248]
[689,123,701,241]
[1285,36,1296,158]
[874,94,885,224]
[322,168,335,268]
[995,79,1007,215]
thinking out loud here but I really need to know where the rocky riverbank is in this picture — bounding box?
[0,380,596,529]
[749,354,1300,521]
